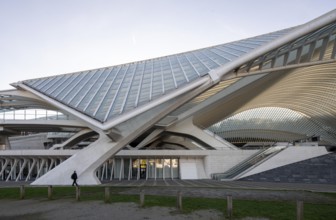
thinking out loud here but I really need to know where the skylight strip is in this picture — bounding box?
[58,72,87,101]
[175,54,190,83]
[134,61,147,107]
[39,76,61,92]
[73,69,101,108]
[167,56,178,88]
[53,74,78,98]
[103,64,130,121]
[63,71,94,104]
[119,63,139,115]
[82,68,113,112]
[89,67,118,116]
[46,74,69,95]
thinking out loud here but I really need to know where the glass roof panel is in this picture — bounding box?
[21,27,294,123]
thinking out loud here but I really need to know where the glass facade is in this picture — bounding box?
[98,158,179,180]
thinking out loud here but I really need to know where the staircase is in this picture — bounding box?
[212,146,286,181]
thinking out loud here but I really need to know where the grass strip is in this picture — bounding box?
[0,186,335,220]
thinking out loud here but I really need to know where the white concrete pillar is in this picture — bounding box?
[119,158,124,180]
[105,161,108,180]
[16,159,28,182]
[1,159,9,180]
[110,159,115,180]
[146,159,149,180]
[170,158,173,180]
[128,159,132,180]
[154,159,157,180]
[100,163,105,181]
[26,159,37,181]
[162,159,165,180]
[6,159,18,181]
[36,159,46,178]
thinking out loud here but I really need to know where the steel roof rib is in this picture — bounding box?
[182,53,201,77]
[64,71,93,104]
[90,67,117,117]
[40,75,64,93]
[103,64,130,121]
[191,51,213,71]
[134,61,146,107]
[74,69,102,109]
[230,42,255,50]
[224,44,250,53]
[167,56,178,88]
[198,50,222,67]
[159,58,165,95]
[38,77,59,92]
[58,72,86,101]
[53,74,78,98]
[209,48,233,63]
[46,74,70,95]
[121,63,144,112]
[175,54,190,83]
[68,70,96,107]
[29,78,46,88]
[213,46,240,59]
[186,52,209,76]
[82,68,111,112]
[118,63,139,115]
[332,37,336,58]
[149,59,154,101]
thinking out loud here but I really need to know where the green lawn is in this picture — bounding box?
[0,186,335,220]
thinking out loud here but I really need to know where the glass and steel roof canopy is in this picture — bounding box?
[20,28,293,123]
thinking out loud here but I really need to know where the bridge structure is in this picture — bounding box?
[1,10,336,185]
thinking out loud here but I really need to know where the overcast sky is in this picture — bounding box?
[0,0,335,90]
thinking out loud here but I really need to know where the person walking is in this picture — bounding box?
[71,171,79,186]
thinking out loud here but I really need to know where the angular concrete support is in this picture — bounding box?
[26,159,37,181]
[31,83,212,185]
[134,129,164,150]
[0,159,9,179]
[36,159,46,178]
[49,129,95,150]
[167,117,237,150]
[16,159,28,181]
[32,134,121,185]
[48,158,55,171]
[6,159,18,181]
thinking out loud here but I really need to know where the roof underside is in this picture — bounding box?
[20,28,293,123]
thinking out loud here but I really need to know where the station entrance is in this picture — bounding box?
[98,158,180,180]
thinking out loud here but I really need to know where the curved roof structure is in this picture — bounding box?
[1,9,335,144]
[19,28,292,123]
[1,9,336,186]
